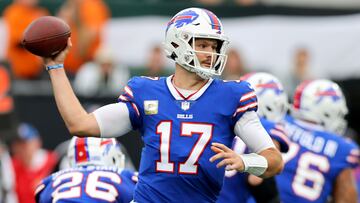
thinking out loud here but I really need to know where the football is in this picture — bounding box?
[22,16,71,57]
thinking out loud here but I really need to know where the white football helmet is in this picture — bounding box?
[292,79,348,135]
[242,72,288,123]
[164,7,229,79]
[67,136,125,169]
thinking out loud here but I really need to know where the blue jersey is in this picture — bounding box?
[118,76,258,203]
[276,115,359,203]
[260,118,289,153]
[217,118,289,203]
[35,166,137,203]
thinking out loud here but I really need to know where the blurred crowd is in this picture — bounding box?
[1,0,171,91]
[0,0,314,98]
[0,0,266,81]
[1,0,360,203]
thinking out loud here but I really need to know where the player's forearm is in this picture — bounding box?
[48,68,93,135]
[334,187,357,203]
[259,147,283,178]
[333,168,358,203]
[335,195,357,203]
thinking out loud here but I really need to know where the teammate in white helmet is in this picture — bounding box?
[35,137,137,203]
[218,72,290,203]
[276,79,359,203]
[40,8,283,202]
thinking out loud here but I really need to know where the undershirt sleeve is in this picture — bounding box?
[93,103,133,138]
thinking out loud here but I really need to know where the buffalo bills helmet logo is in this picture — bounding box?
[256,80,283,96]
[315,87,341,104]
[166,10,199,32]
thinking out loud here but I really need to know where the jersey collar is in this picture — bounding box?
[166,75,213,101]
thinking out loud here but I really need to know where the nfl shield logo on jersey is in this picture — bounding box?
[181,101,190,111]
[144,100,159,115]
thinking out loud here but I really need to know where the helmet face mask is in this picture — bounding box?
[292,79,348,135]
[67,137,125,169]
[190,37,228,78]
[164,8,229,79]
[242,72,288,123]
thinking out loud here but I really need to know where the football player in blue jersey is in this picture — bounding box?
[41,7,283,202]
[35,136,137,203]
[218,72,290,203]
[276,79,359,203]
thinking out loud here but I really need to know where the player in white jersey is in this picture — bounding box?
[40,7,283,202]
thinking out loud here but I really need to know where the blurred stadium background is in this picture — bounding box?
[1,0,360,169]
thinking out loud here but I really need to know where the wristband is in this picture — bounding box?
[240,153,268,176]
[46,64,64,71]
